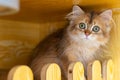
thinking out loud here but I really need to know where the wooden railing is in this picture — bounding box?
[7,59,114,80]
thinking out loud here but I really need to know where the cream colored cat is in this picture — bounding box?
[30,5,113,80]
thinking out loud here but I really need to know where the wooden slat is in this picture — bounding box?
[103,59,114,80]
[41,63,61,80]
[87,60,102,80]
[7,65,33,80]
[68,62,85,80]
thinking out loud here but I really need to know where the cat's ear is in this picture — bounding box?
[72,5,85,15]
[66,5,85,20]
[100,10,113,32]
[100,10,112,22]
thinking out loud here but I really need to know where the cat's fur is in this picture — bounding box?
[30,6,113,80]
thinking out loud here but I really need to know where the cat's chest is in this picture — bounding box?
[64,43,98,62]
[69,42,97,53]
[73,44,96,55]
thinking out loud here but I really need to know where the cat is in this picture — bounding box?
[30,5,113,80]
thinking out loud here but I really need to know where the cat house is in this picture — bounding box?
[0,0,119,80]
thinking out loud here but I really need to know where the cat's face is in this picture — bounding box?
[66,6,112,46]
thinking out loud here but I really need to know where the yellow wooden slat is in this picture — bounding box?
[107,60,114,80]
[7,65,33,80]
[87,60,102,80]
[103,59,114,80]
[68,62,85,80]
[73,62,84,80]
[92,61,102,80]
[41,63,61,80]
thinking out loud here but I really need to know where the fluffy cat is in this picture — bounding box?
[30,5,113,80]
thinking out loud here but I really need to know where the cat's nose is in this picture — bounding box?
[84,30,91,36]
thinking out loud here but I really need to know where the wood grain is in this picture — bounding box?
[41,63,61,80]
[68,62,85,80]
[87,60,102,80]
[102,59,114,80]
[0,19,65,69]
[108,11,120,80]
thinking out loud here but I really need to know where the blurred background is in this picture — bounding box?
[0,0,119,80]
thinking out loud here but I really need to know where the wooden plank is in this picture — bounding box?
[103,59,114,80]
[87,60,102,80]
[68,62,85,80]
[41,63,61,80]
[7,65,33,80]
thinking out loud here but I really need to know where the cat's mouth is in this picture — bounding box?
[85,36,88,39]
[83,34,92,40]
[83,36,89,40]
[83,36,93,41]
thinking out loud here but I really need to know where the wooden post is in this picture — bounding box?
[87,60,102,80]
[41,63,61,80]
[103,59,114,80]
[7,65,33,80]
[68,62,85,80]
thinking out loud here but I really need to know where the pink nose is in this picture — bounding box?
[85,30,91,36]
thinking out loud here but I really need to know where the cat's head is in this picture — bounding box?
[66,5,112,46]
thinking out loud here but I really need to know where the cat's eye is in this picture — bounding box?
[79,23,86,29]
[92,26,100,32]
